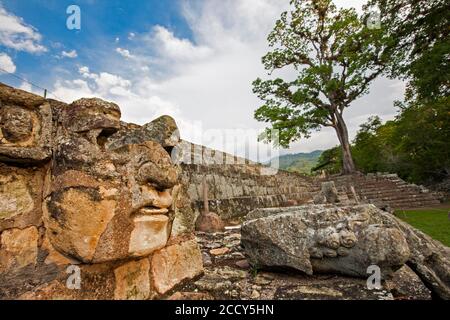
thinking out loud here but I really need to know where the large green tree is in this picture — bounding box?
[253,0,390,174]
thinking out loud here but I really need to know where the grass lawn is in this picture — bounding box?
[395,205,450,247]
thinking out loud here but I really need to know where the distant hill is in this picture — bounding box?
[268,150,323,175]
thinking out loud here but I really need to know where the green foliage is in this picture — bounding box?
[312,146,342,174]
[253,0,389,148]
[366,0,450,102]
[321,98,450,183]
[351,116,399,174]
[393,97,450,182]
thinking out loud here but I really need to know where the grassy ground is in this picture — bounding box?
[395,204,450,247]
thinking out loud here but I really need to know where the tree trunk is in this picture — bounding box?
[334,111,356,175]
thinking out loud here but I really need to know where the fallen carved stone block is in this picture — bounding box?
[241,204,450,299]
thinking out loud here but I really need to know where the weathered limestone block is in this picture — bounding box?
[0,83,52,163]
[61,97,122,133]
[0,226,39,272]
[386,265,432,300]
[242,205,410,278]
[0,166,46,232]
[129,215,170,257]
[314,181,339,204]
[114,258,152,300]
[41,234,78,267]
[18,262,118,300]
[44,182,118,263]
[242,204,450,299]
[151,239,203,295]
[384,216,450,299]
[0,172,33,221]
[170,184,197,238]
[106,115,180,151]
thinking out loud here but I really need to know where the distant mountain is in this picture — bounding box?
[268,150,323,175]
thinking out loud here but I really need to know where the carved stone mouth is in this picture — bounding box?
[137,206,169,216]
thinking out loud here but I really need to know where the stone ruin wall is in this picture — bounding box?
[177,141,318,220]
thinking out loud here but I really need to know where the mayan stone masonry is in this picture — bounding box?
[0,83,448,300]
[0,83,202,299]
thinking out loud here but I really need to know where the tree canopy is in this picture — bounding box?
[366,0,449,102]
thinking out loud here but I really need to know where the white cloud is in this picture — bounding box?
[61,50,78,58]
[0,52,16,73]
[116,47,134,59]
[50,0,403,159]
[147,25,212,62]
[334,0,366,12]
[78,66,90,75]
[19,81,32,92]
[67,66,132,97]
[52,79,95,102]
[0,5,47,53]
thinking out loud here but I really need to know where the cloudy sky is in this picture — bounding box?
[0,0,404,160]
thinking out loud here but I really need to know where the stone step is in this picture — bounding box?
[355,187,423,194]
[379,199,440,208]
[362,190,435,197]
[339,191,439,204]
[359,191,434,199]
[358,185,423,192]
[358,187,420,192]
[360,195,438,203]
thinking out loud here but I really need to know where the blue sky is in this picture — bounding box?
[0,0,192,90]
[0,0,405,159]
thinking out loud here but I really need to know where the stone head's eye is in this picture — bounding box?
[96,128,116,148]
[0,107,33,143]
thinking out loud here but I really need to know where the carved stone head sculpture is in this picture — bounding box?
[1,84,202,300]
[43,98,182,263]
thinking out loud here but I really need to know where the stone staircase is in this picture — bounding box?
[323,173,441,209]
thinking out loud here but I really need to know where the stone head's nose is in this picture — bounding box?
[137,160,179,190]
